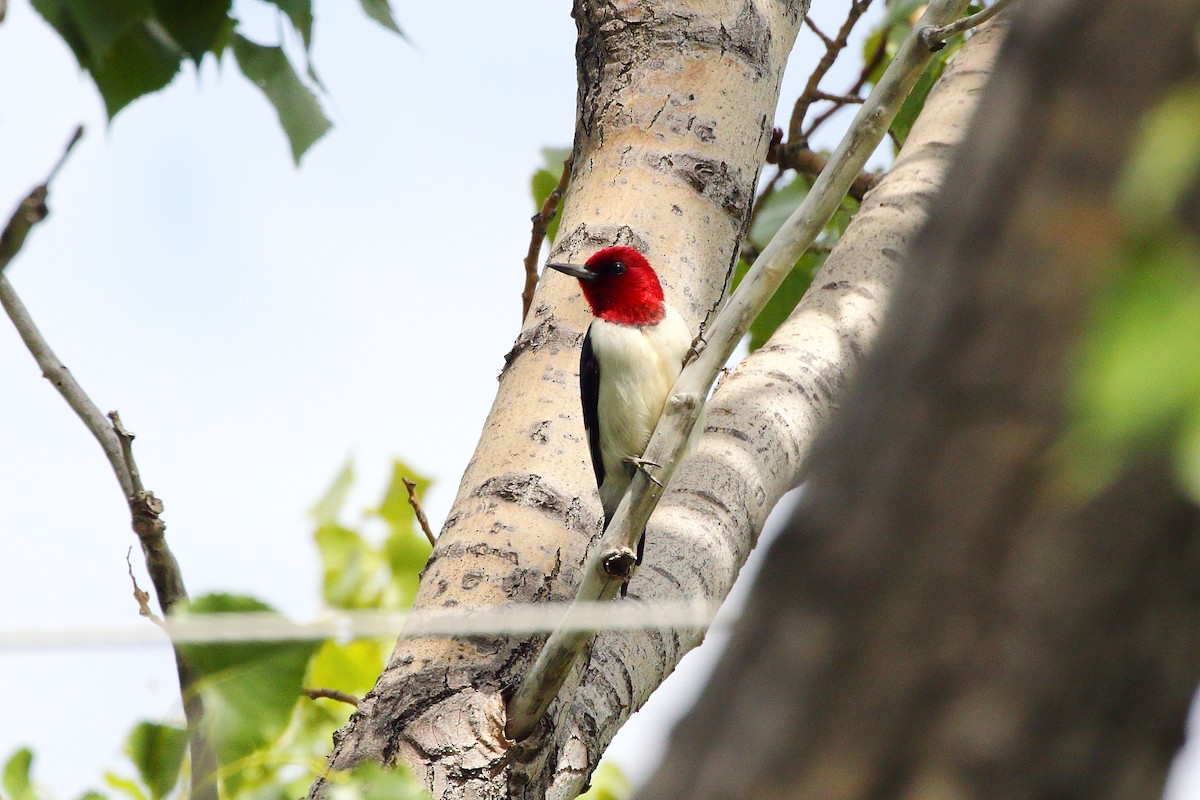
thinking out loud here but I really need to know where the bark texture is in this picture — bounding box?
[532,22,1007,800]
[638,2,1200,799]
[312,2,805,797]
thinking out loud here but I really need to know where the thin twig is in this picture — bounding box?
[304,688,361,707]
[921,0,1013,50]
[505,0,972,743]
[776,146,881,202]
[0,127,83,276]
[126,548,165,627]
[521,155,574,321]
[804,31,889,140]
[787,0,874,144]
[402,477,436,546]
[0,132,218,800]
[803,14,835,48]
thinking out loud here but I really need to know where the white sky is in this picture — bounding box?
[1,1,1197,797]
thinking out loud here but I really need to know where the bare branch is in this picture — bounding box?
[772,143,882,202]
[803,26,888,139]
[803,14,835,48]
[921,0,1014,49]
[521,155,574,321]
[787,0,874,144]
[126,548,164,627]
[402,477,436,547]
[0,127,82,276]
[0,134,219,800]
[504,0,973,743]
[304,688,361,707]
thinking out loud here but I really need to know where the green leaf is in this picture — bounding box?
[149,0,233,62]
[327,762,429,800]
[383,525,430,608]
[231,34,332,164]
[312,461,355,526]
[3,749,35,800]
[1118,85,1200,232]
[530,147,572,245]
[315,523,380,608]
[1077,239,1200,445]
[62,0,151,66]
[891,43,958,147]
[263,0,314,49]
[31,0,91,67]
[176,594,322,782]
[357,0,405,37]
[125,723,187,800]
[103,773,147,800]
[77,792,108,800]
[1176,402,1200,504]
[31,0,183,119]
[882,0,926,27]
[748,174,809,249]
[734,251,824,352]
[308,640,385,696]
[92,21,185,119]
[375,460,430,534]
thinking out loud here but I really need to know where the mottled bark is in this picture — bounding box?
[533,21,1007,800]
[312,2,804,797]
[638,2,1200,799]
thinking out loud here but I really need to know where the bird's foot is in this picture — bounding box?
[685,332,707,365]
[624,456,663,488]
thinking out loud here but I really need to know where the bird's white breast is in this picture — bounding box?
[588,305,693,514]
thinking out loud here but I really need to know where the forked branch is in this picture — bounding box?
[504,0,974,742]
[0,129,218,800]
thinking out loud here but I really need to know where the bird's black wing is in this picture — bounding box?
[579,323,605,491]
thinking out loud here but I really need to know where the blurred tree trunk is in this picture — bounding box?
[638,1,1200,799]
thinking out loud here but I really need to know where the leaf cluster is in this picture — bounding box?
[4,458,434,800]
[30,0,404,163]
[1069,84,1200,502]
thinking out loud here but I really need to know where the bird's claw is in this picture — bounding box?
[685,332,707,365]
[625,456,663,488]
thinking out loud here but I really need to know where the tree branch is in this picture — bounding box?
[0,132,218,800]
[521,155,573,321]
[787,0,874,145]
[305,688,361,707]
[533,24,1007,797]
[921,0,1013,50]
[0,127,82,276]
[402,477,436,547]
[504,0,973,743]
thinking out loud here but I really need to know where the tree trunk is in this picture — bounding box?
[638,2,1200,799]
[528,20,1008,800]
[312,2,805,797]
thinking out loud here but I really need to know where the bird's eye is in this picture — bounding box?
[610,261,626,275]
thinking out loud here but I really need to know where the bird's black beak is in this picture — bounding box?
[546,262,597,281]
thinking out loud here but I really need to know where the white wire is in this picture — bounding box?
[0,600,728,650]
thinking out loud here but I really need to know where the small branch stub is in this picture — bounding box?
[600,548,637,582]
[402,477,437,547]
[304,688,361,707]
[521,155,574,321]
[921,0,1013,49]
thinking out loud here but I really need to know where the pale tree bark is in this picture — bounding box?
[312,5,1014,798]
[528,20,1008,800]
[638,1,1200,798]
[312,2,806,797]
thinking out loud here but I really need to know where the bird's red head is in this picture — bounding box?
[548,246,665,326]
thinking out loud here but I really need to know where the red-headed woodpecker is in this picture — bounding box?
[548,246,695,592]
